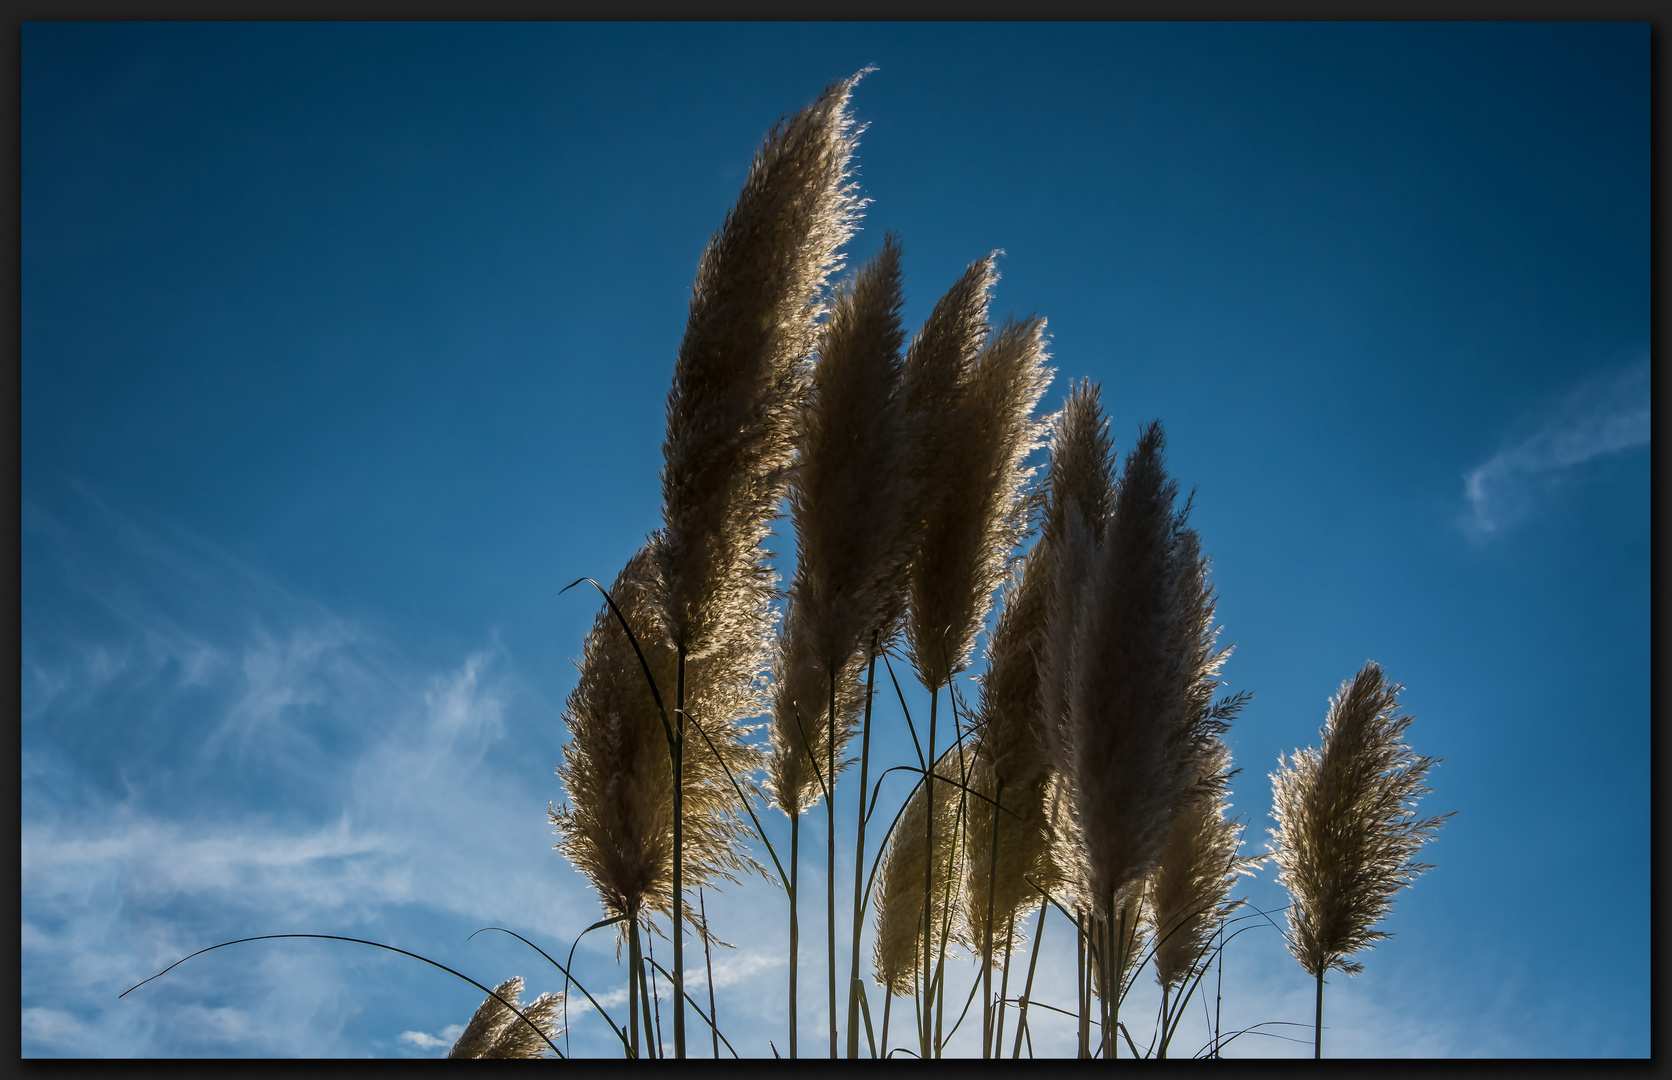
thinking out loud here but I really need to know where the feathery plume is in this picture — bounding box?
[1147,739,1249,991]
[1269,662,1451,979]
[1029,380,1119,909]
[1064,421,1198,918]
[1140,513,1247,979]
[552,542,767,922]
[766,632,867,817]
[769,235,917,817]
[447,977,564,1059]
[1041,381,1118,551]
[961,543,1060,962]
[906,313,1053,691]
[871,746,967,996]
[787,233,918,673]
[653,72,866,659]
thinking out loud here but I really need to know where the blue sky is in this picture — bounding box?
[22,22,1648,1058]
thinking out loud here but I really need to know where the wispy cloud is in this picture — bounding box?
[398,1025,462,1051]
[20,488,597,1057]
[1460,358,1649,543]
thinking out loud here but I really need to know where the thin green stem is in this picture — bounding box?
[672,648,687,1059]
[626,914,640,1058]
[699,887,719,1059]
[1214,924,1224,1059]
[1315,968,1324,1059]
[1076,910,1088,1059]
[1100,913,1113,1059]
[846,633,879,1058]
[1011,900,1044,1059]
[1158,982,1171,1059]
[790,812,800,1058]
[633,914,655,1057]
[828,668,838,1058]
[880,984,892,1057]
[1110,905,1121,1060]
[981,778,1003,1058]
[647,928,663,1056]
[994,908,1014,1057]
[921,685,938,1059]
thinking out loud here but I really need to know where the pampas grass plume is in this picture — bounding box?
[447,977,564,1059]
[655,73,866,659]
[1269,662,1451,978]
[1148,740,1250,991]
[769,234,916,817]
[906,313,1052,690]
[1066,421,1195,917]
[552,543,766,922]
[871,746,967,996]
[962,534,1060,960]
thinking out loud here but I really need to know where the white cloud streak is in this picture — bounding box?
[20,493,599,1058]
[1460,358,1649,542]
[398,1025,462,1051]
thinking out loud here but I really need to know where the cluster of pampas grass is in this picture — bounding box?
[1270,662,1452,1057]
[447,977,563,1060]
[560,72,866,1058]
[767,232,924,1056]
[958,380,1111,1056]
[870,745,967,1049]
[122,74,1451,1063]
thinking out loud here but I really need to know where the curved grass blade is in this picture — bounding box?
[120,933,563,1058]
[789,704,832,805]
[563,914,628,1056]
[561,577,677,756]
[643,957,740,1058]
[468,926,630,1056]
[1016,998,1099,1027]
[880,648,924,770]
[682,708,787,888]
[1196,1020,1315,1056]
[940,962,986,1045]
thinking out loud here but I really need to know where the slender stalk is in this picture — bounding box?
[1100,914,1112,1059]
[1012,900,1044,1059]
[700,887,719,1058]
[1076,910,1088,1058]
[790,813,800,1058]
[1158,983,1171,1059]
[1110,906,1121,1059]
[880,985,892,1057]
[628,911,642,1059]
[994,908,1015,1057]
[934,947,946,1058]
[647,930,663,1056]
[921,686,938,1059]
[981,779,1003,1057]
[1315,969,1323,1059]
[1214,924,1224,1059]
[846,634,879,1058]
[828,669,839,1057]
[672,648,686,1059]
[640,937,656,1056]
[933,712,969,1059]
